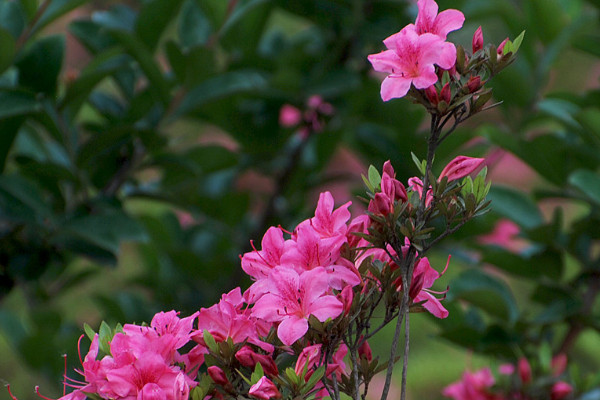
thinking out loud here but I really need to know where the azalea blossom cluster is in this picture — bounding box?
[8,1,520,399]
[368,0,521,120]
[443,355,573,400]
[10,153,487,400]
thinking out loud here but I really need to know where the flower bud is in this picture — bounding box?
[279,104,302,127]
[467,76,482,93]
[472,26,483,53]
[518,358,532,384]
[235,346,278,376]
[551,381,573,400]
[358,337,373,362]
[338,285,354,315]
[439,156,485,182]
[249,377,281,399]
[551,353,567,376]
[208,366,229,386]
[425,85,439,105]
[368,193,392,216]
[440,82,451,104]
[497,38,509,56]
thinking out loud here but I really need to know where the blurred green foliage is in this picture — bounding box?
[0,0,599,398]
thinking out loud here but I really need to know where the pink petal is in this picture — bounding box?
[380,75,412,101]
[299,267,330,304]
[415,292,448,318]
[434,9,465,38]
[367,50,399,74]
[278,316,308,346]
[308,295,343,322]
[416,0,439,33]
[411,64,438,89]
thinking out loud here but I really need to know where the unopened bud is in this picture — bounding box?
[440,83,451,104]
[424,85,439,105]
[467,76,482,93]
[472,26,483,53]
[551,381,573,400]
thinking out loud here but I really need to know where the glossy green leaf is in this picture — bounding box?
[487,185,543,229]
[135,0,185,51]
[569,169,600,206]
[178,0,212,49]
[447,269,519,324]
[32,0,88,36]
[0,27,15,75]
[109,30,171,106]
[174,70,267,117]
[16,35,64,95]
[0,175,52,222]
[0,2,25,38]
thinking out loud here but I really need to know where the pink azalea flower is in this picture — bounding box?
[309,191,351,239]
[294,344,322,377]
[241,226,286,280]
[248,376,281,400]
[473,26,483,53]
[251,267,343,345]
[413,0,465,39]
[442,368,499,400]
[195,287,273,353]
[368,27,456,101]
[518,357,532,384]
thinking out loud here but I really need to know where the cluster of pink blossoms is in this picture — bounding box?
[21,155,486,400]
[443,356,573,400]
[368,0,465,100]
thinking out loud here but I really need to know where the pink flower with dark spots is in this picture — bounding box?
[368,27,456,101]
[251,267,343,345]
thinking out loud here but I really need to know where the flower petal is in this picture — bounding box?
[277,316,308,346]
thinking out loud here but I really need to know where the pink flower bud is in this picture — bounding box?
[440,82,451,104]
[425,85,439,105]
[249,377,281,399]
[279,104,302,127]
[382,160,396,178]
[358,337,373,362]
[498,363,515,375]
[307,95,324,109]
[551,353,567,376]
[439,156,485,182]
[497,38,509,55]
[472,26,483,53]
[467,76,482,93]
[295,344,321,377]
[551,381,573,400]
[235,346,278,376]
[518,358,532,384]
[368,193,392,216]
[338,285,354,315]
[208,366,229,386]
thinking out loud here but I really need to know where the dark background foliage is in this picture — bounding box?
[0,0,599,398]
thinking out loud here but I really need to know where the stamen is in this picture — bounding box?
[440,255,451,276]
[7,384,19,400]
[77,334,85,366]
[62,354,67,396]
[35,386,54,400]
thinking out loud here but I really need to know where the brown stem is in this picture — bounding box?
[16,0,51,50]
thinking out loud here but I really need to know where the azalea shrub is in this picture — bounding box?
[2,0,600,399]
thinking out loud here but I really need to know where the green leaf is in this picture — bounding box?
[56,211,149,257]
[203,330,219,353]
[174,70,267,117]
[16,35,64,95]
[32,0,88,35]
[250,362,264,385]
[0,116,26,173]
[511,30,525,53]
[447,269,519,324]
[219,0,270,38]
[367,165,382,189]
[98,321,113,355]
[135,0,185,51]
[487,185,543,229]
[178,0,212,49]
[569,169,600,206]
[109,30,171,106]
[0,27,15,74]
[84,323,96,342]
[0,175,52,222]
[0,4,24,39]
